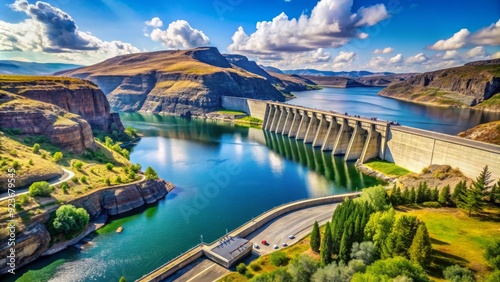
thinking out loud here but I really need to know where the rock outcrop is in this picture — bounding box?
[0,76,122,131]
[57,47,286,116]
[379,59,500,110]
[457,120,500,145]
[0,91,95,153]
[0,179,174,274]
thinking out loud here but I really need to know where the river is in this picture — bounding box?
[5,87,499,281]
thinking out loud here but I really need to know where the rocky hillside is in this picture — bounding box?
[57,47,286,117]
[457,120,500,145]
[0,75,123,132]
[379,59,500,111]
[0,90,94,153]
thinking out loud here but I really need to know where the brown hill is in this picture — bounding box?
[58,47,285,117]
[379,59,500,111]
[457,120,500,145]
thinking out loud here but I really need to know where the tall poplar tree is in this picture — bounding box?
[310,221,321,253]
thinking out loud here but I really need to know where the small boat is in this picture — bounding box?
[116,227,124,233]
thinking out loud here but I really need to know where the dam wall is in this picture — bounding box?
[221,97,500,181]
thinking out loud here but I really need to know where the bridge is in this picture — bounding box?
[222,96,500,181]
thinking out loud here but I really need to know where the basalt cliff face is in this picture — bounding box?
[0,76,122,131]
[0,179,174,275]
[379,59,500,110]
[58,47,286,117]
[0,91,95,153]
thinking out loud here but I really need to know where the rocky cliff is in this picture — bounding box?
[57,47,285,116]
[0,91,95,153]
[379,59,500,110]
[457,120,500,145]
[0,179,174,274]
[0,76,122,131]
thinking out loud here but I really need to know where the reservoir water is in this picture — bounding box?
[6,87,499,281]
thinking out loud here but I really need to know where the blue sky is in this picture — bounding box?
[0,0,499,72]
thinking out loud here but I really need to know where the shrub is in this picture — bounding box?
[422,201,441,208]
[73,161,83,171]
[52,204,89,235]
[485,239,500,269]
[125,126,138,138]
[121,149,130,159]
[71,176,79,183]
[128,171,136,180]
[105,178,111,186]
[9,149,17,156]
[41,152,47,159]
[28,159,33,166]
[29,181,53,197]
[145,166,159,180]
[105,163,114,171]
[18,194,30,206]
[32,143,40,153]
[486,270,500,282]
[249,262,261,272]
[80,176,87,184]
[130,163,141,173]
[53,152,63,163]
[270,251,289,266]
[115,175,122,183]
[236,263,247,274]
[12,161,21,170]
[60,182,69,194]
[443,265,475,282]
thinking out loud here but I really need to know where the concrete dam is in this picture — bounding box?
[222,96,500,181]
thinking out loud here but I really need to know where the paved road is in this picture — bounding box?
[247,203,339,255]
[172,203,339,282]
[172,259,229,282]
[0,167,74,201]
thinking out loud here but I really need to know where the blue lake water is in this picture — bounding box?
[5,87,499,281]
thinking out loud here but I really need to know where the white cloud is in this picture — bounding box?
[150,20,210,49]
[145,17,163,28]
[333,51,356,63]
[406,53,429,63]
[428,29,470,50]
[442,50,458,60]
[373,47,394,54]
[0,0,139,64]
[470,19,500,46]
[228,0,389,56]
[388,53,403,64]
[463,46,487,59]
[492,51,500,59]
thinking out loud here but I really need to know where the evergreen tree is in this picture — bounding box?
[422,182,431,202]
[460,166,493,216]
[321,222,334,266]
[438,185,451,206]
[409,187,416,204]
[402,188,410,205]
[339,229,350,263]
[489,182,499,203]
[409,223,432,268]
[390,185,398,206]
[430,187,439,202]
[310,221,321,253]
[474,165,494,196]
[452,180,467,206]
[389,215,420,258]
[416,183,424,203]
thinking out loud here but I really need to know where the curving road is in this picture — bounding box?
[0,167,74,201]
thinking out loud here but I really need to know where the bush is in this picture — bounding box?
[28,159,33,166]
[52,204,89,235]
[29,181,53,197]
[236,263,247,275]
[12,161,21,170]
[121,149,130,159]
[115,175,122,183]
[145,166,159,180]
[60,182,69,194]
[73,161,83,171]
[9,149,17,156]
[486,270,500,282]
[485,239,500,270]
[18,194,30,206]
[443,265,475,282]
[80,176,87,184]
[71,176,79,183]
[105,163,114,171]
[270,251,289,266]
[32,143,40,153]
[53,152,63,163]
[422,201,441,208]
[125,126,138,138]
[41,152,47,159]
[128,171,136,180]
[105,178,111,186]
[130,163,141,173]
[249,262,262,272]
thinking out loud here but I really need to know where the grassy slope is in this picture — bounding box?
[457,120,500,145]
[398,205,500,281]
[365,159,411,177]
[0,74,98,91]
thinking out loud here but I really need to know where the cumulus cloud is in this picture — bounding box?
[149,20,210,49]
[388,53,403,64]
[406,53,429,63]
[492,51,500,59]
[0,0,139,63]
[228,0,389,56]
[463,46,487,59]
[429,19,500,50]
[428,29,470,50]
[145,17,163,28]
[373,47,394,54]
[442,50,459,60]
[333,51,356,63]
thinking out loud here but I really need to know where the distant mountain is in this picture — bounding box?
[259,65,284,74]
[379,59,500,111]
[57,47,285,117]
[0,60,83,75]
[283,69,394,78]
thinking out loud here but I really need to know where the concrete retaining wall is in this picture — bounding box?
[221,96,268,120]
[386,127,500,181]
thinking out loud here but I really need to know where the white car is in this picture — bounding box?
[254,244,259,249]
[273,245,279,249]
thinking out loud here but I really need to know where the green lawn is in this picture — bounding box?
[17,259,66,282]
[365,159,411,177]
[216,109,248,115]
[398,205,500,281]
